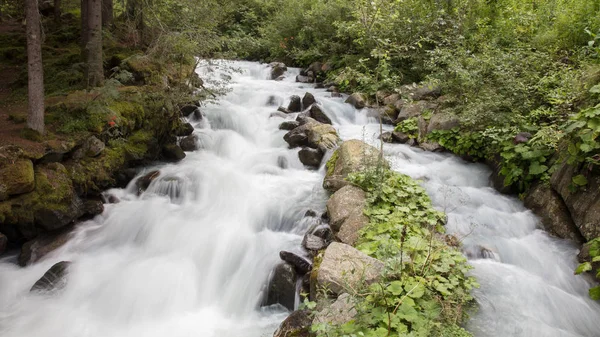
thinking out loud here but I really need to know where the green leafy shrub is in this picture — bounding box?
[575,238,600,300]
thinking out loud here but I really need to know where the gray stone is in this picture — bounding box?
[180,135,198,152]
[315,242,384,295]
[345,93,367,109]
[380,131,393,143]
[392,131,411,144]
[337,211,370,246]
[288,95,302,112]
[524,182,583,242]
[270,62,287,80]
[296,75,314,83]
[326,185,366,231]
[302,92,316,108]
[299,147,324,168]
[383,94,400,106]
[267,95,283,107]
[302,234,327,251]
[309,105,332,125]
[313,293,357,326]
[395,101,437,123]
[323,140,388,192]
[278,106,292,114]
[514,132,533,144]
[411,84,442,100]
[419,141,444,152]
[280,251,312,275]
[273,310,312,337]
[265,262,297,311]
[279,121,300,131]
[426,113,460,134]
[30,261,72,293]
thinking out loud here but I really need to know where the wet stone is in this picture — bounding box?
[280,251,312,275]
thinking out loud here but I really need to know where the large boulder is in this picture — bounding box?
[265,262,297,311]
[273,310,313,337]
[426,113,460,134]
[323,140,387,192]
[19,227,73,266]
[270,62,287,80]
[299,147,324,168]
[337,211,369,246]
[314,242,384,295]
[345,93,367,109]
[326,185,366,231]
[524,182,583,243]
[288,95,302,113]
[411,84,442,101]
[550,163,600,241]
[309,105,332,125]
[302,92,316,108]
[0,159,35,200]
[284,118,339,152]
[395,101,437,123]
[30,261,72,293]
[313,293,357,326]
[72,136,105,159]
[382,94,400,106]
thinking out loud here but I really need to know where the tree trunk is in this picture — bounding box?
[81,0,88,57]
[25,0,45,134]
[101,0,113,27]
[85,0,103,87]
[53,0,61,23]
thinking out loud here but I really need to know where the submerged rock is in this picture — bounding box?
[19,227,73,266]
[280,251,312,275]
[265,262,297,311]
[136,170,161,193]
[30,261,72,293]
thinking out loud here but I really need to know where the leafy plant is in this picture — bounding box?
[575,238,600,300]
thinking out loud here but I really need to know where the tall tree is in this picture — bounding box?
[102,0,113,27]
[53,0,61,23]
[81,0,88,56]
[85,0,103,87]
[25,0,45,134]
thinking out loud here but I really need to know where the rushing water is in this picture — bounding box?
[1,61,600,337]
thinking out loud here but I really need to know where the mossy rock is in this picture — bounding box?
[0,160,35,200]
[323,140,388,192]
[122,55,164,85]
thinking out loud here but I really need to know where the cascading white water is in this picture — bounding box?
[1,60,599,337]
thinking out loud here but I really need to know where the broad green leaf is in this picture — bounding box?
[575,262,592,275]
[388,281,404,295]
[590,286,600,300]
[590,84,600,94]
[572,175,588,186]
[528,162,548,175]
[592,256,600,263]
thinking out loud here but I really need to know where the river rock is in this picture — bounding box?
[367,107,396,125]
[270,62,287,80]
[426,113,460,134]
[136,170,160,195]
[314,242,384,295]
[284,118,339,152]
[0,232,7,254]
[313,293,357,326]
[324,140,388,192]
[277,106,292,114]
[265,262,297,311]
[19,227,73,266]
[30,261,72,293]
[302,233,327,251]
[296,75,314,83]
[309,105,332,125]
[396,101,437,123]
[524,182,583,242]
[299,147,324,167]
[162,144,186,162]
[327,185,366,231]
[179,104,199,117]
[392,131,411,144]
[176,122,194,137]
[273,310,312,337]
[280,251,312,275]
[180,134,198,152]
[0,159,35,200]
[383,93,400,106]
[267,95,283,107]
[345,93,366,109]
[380,131,393,143]
[550,163,600,241]
[302,92,316,108]
[279,121,300,131]
[411,84,442,101]
[419,141,444,153]
[312,226,333,243]
[337,210,369,246]
[514,132,532,144]
[288,95,302,112]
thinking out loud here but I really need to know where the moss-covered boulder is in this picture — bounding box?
[0,159,35,201]
[323,140,388,192]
